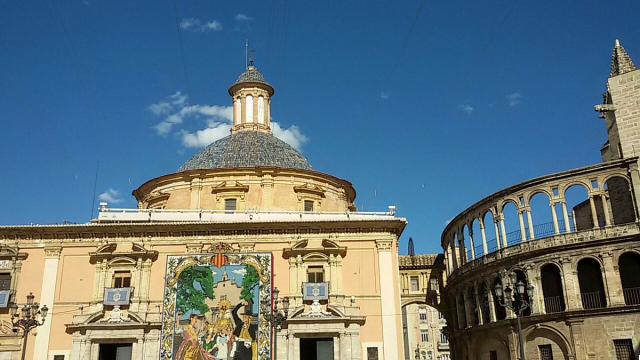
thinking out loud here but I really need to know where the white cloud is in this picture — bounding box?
[98,189,123,204]
[506,93,521,107]
[180,18,223,32]
[272,122,309,151]
[380,91,390,100]
[232,268,247,275]
[149,92,309,151]
[180,124,231,148]
[235,14,253,22]
[458,104,473,114]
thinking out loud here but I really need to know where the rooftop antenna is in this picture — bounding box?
[245,39,249,68]
[90,161,99,219]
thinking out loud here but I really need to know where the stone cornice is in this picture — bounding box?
[0,218,407,244]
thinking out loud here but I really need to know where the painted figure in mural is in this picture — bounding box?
[175,312,217,360]
[175,313,202,360]
[231,300,257,360]
[212,317,235,360]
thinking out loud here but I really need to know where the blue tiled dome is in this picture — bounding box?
[178,131,312,171]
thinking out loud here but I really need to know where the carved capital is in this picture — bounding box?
[375,240,393,251]
[44,246,62,259]
[186,244,203,254]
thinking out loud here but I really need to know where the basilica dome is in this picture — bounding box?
[178,130,312,171]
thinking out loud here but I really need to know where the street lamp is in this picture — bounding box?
[10,292,48,360]
[494,272,534,360]
[262,287,289,360]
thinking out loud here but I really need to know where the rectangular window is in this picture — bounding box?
[411,276,419,291]
[539,345,554,360]
[489,351,497,360]
[419,313,427,321]
[307,266,324,283]
[0,274,10,291]
[440,330,448,344]
[438,311,445,320]
[53,356,65,360]
[225,198,237,211]
[112,272,131,288]
[420,329,429,342]
[366,347,378,360]
[304,200,314,212]
[613,339,634,360]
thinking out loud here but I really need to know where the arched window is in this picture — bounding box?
[541,264,565,313]
[577,258,607,309]
[619,252,640,305]
[257,96,265,124]
[245,95,253,123]
[513,270,532,316]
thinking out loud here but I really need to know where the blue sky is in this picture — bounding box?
[1,1,639,255]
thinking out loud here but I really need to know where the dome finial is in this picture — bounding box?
[249,49,255,67]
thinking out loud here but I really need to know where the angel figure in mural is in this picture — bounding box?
[174,312,217,360]
[231,300,257,360]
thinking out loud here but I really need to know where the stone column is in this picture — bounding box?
[493,219,502,249]
[376,240,401,360]
[525,265,542,315]
[601,252,624,306]
[499,216,508,248]
[479,219,488,255]
[450,237,458,271]
[474,284,484,325]
[518,210,527,242]
[588,195,599,228]
[463,290,473,327]
[458,232,467,264]
[487,282,497,323]
[550,201,560,234]
[601,194,612,226]
[561,201,571,232]
[526,209,535,239]
[336,254,343,295]
[560,258,581,310]
[468,228,476,260]
[33,246,62,360]
[329,254,337,294]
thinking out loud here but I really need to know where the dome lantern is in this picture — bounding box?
[228,59,275,135]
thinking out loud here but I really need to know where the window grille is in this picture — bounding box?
[439,330,448,344]
[614,339,634,360]
[539,344,553,360]
[366,347,378,360]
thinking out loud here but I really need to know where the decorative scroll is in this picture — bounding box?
[160,252,272,360]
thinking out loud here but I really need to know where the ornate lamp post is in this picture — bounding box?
[494,272,534,360]
[261,287,289,360]
[10,292,48,360]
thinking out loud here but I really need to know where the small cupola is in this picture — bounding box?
[228,57,275,134]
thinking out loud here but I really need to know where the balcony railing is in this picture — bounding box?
[543,296,565,313]
[623,287,640,305]
[581,291,605,309]
[471,219,575,260]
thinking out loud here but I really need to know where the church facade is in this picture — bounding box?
[0,64,406,360]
